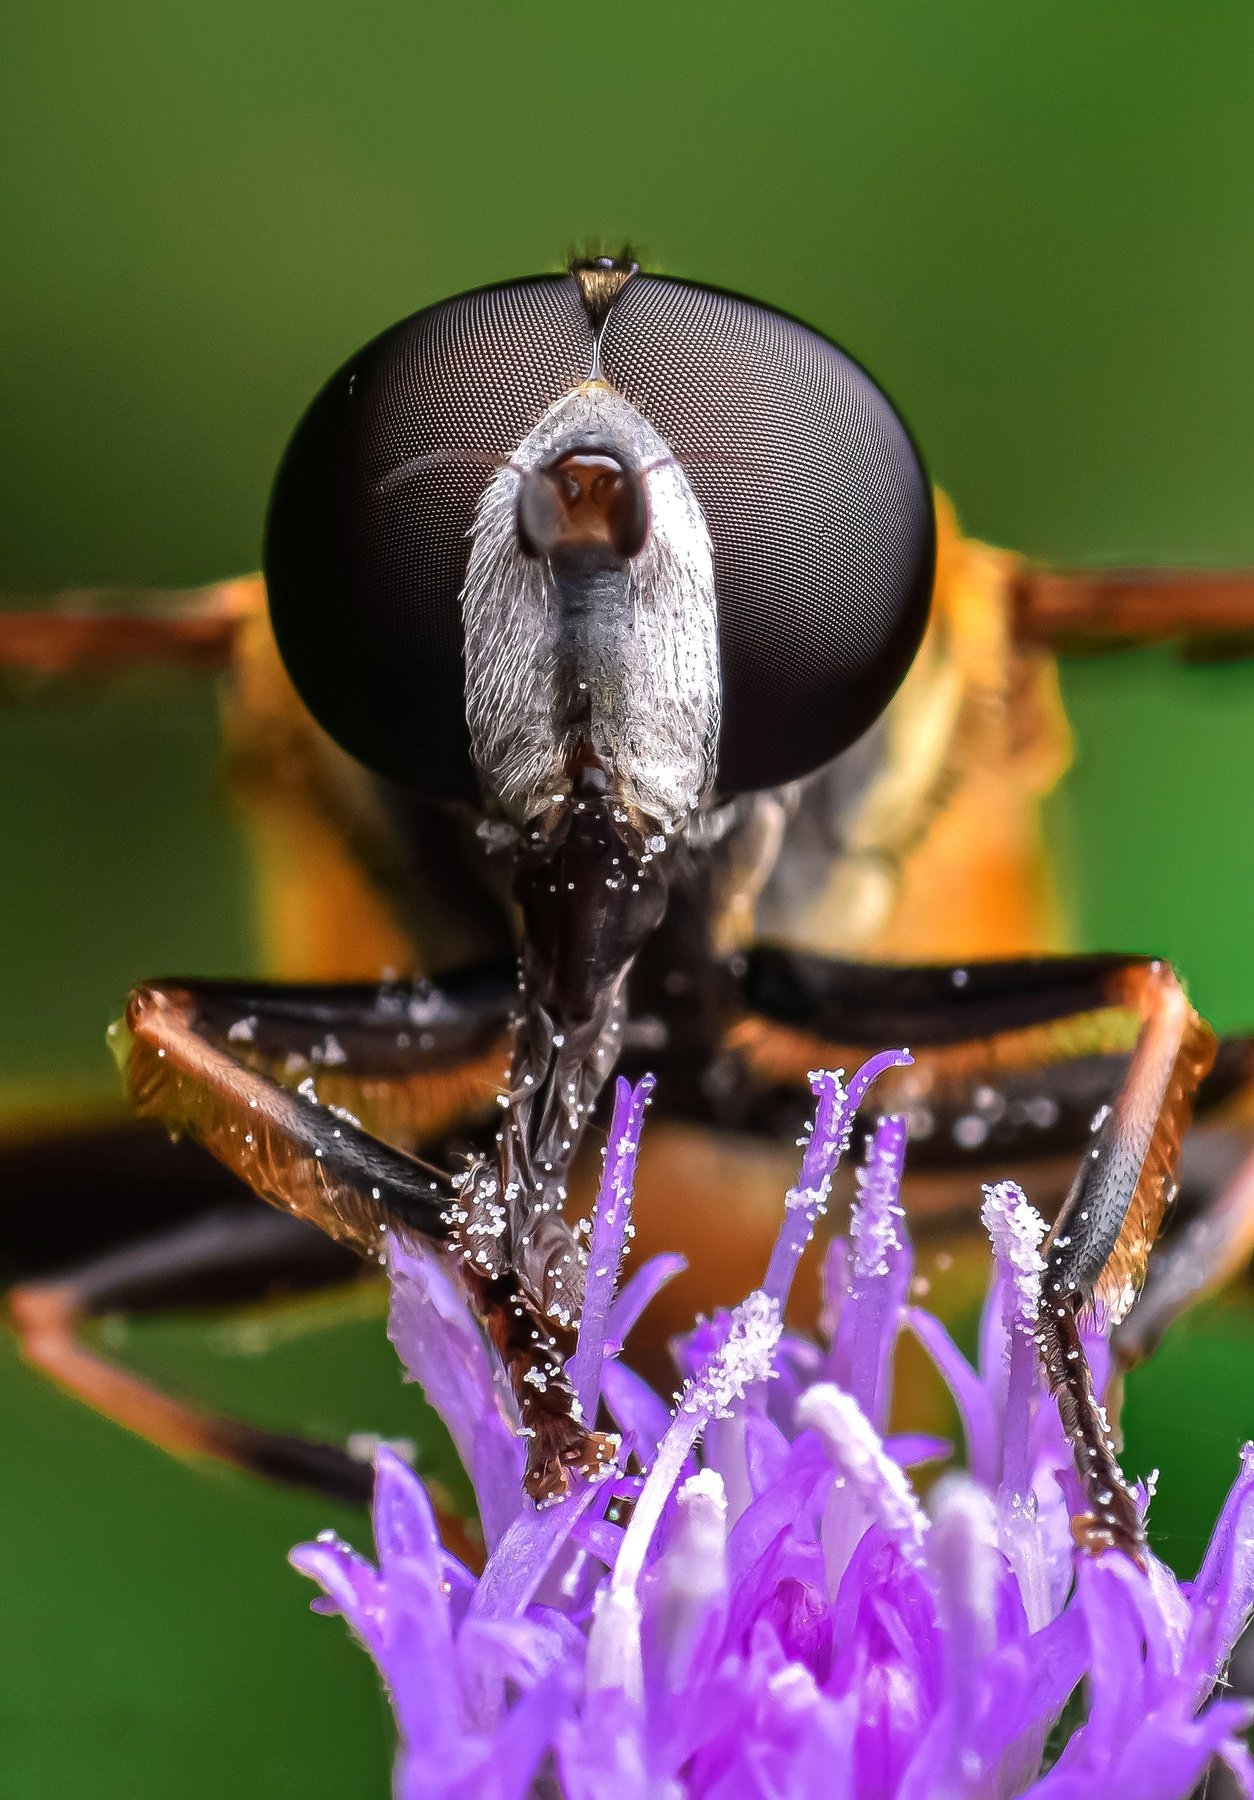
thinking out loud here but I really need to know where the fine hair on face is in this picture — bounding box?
[460,381,720,832]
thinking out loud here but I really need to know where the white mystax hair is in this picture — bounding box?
[459,382,721,831]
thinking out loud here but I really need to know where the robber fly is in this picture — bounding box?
[7,256,1254,1561]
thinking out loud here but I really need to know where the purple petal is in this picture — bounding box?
[1185,1441,1254,1703]
[571,1516,625,1569]
[373,1444,442,1575]
[928,1476,1001,1674]
[820,1234,850,1346]
[981,1179,1048,1496]
[289,1536,384,1651]
[370,1556,462,1758]
[743,1408,793,1497]
[906,1304,1001,1491]
[762,1070,849,1311]
[907,1475,1052,1795]
[1111,1704,1254,1797]
[600,1360,672,1461]
[769,1332,824,1433]
[827,1540,939,1793]
[1114,1553,1192,1699]
[998,1489,1072,1634]
[1072,1557,1150,1769]
[555,1689,652,1798]
[604,1252,687,1354]
[470,1481,606,1622]
[1031,1699,1254,1800]
[481,1668,574,1800]
[830,1112,911,1430]
[886,1433,951,1468]
[407,1667,570,1800]
[626,1293,781,1591]
[1220,1733,1254,1797]
[727,1435,830,1590]
[797,1383,929,1591]
[456,1615,569,1727]
[763,1052,912,1312]
[585,1583,645,1705]
[387,1235,525,1548]
[648,1467,730,1694]
[569,1075,654,1419]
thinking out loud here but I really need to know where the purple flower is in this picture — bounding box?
[292,1059,1254,1798]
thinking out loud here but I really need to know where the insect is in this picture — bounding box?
[6,256,1254,1560]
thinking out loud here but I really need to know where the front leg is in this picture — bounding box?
[1035,960,1214,1557]
[118,977,614,1499]
[727,946,1217,1559]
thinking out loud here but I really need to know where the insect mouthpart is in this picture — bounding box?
[516,448,650,566]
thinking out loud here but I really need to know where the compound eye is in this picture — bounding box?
[596,276,936,793]
[264,276,594,801]
[265,267,933,806]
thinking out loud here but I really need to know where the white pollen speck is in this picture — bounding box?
[981,1180,1047,1334]
[700,1290,781,1418]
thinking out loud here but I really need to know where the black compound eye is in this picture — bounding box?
[264,270,934,801]
[265,275,594,801]
[597,276,934,793]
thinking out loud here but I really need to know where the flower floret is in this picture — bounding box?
[293,1059,1254,1798]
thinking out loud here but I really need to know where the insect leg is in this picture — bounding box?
[9,1205,376,1503]
[160,965,515,1152]
[1012,565,1254,658]
[0,578,256,677]
[116,977,613,1500]
[3,964,499,1500]
[727,946,1218,1560]
[1112,1124,1254,1367]
[120,981,461,1257]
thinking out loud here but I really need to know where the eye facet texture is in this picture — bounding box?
[265,271,934,802]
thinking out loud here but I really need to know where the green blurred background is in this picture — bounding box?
[2,1,1254,1792]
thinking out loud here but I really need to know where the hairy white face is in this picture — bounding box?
[459,383,721,832]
